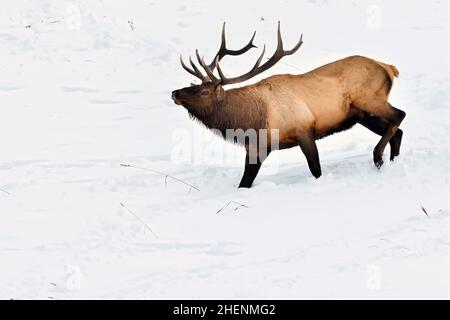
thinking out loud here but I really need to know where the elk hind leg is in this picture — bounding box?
[364,104,406,168]
[358,113,404,161]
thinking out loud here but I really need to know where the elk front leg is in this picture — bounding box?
[298,135,322,179]
[238,147,269,188]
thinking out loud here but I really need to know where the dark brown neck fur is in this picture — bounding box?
[191,86,268,137]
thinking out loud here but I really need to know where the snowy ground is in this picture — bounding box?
[0,0,449,299]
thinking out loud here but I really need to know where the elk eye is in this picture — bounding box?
[201,90,210,96]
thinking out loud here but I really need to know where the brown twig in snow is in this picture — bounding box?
[120,202,159,239]
[216,201,249,214]
[120,163,200,192]
[421,206,429,217]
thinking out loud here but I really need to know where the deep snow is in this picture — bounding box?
[0,0,449,299]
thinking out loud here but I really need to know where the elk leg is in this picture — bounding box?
[369,105,406,168]
[390,128,403,160]
[298,136,322,179]
[358,113,404,161]
[238,151,266,188]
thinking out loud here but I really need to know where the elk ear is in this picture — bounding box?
[214,84,224,100]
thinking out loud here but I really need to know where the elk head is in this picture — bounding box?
[171,22,304,118]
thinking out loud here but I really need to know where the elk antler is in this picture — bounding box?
[180,23,257,83]
[200,21,303,86]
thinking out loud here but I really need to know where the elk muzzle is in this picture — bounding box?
[171,89,184,105]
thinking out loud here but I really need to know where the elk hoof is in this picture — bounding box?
[390,152,400,162]
[312,170,322,179]
[374,157,384,169]
[238,182,252,188]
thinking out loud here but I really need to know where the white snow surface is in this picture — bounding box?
[0,0,449,299]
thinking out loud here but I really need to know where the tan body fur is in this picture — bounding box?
[225,55,399,148]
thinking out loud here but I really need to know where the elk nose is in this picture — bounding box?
[171,90,179,100]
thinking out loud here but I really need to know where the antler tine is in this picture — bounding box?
[219,22,227,50]
[189,56,207,80]
[277,21,283,49]
[180,54,207,82]
[285,33,303,55]
[196,50,220,84]
[253,44,266,70]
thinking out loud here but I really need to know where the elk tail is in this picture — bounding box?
[375,60,399,79]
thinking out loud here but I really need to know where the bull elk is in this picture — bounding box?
[171,22,406,188]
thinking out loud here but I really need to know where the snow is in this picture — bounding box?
[0,0,449,299]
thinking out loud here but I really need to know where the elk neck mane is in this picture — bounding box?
[189,85,269,139]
